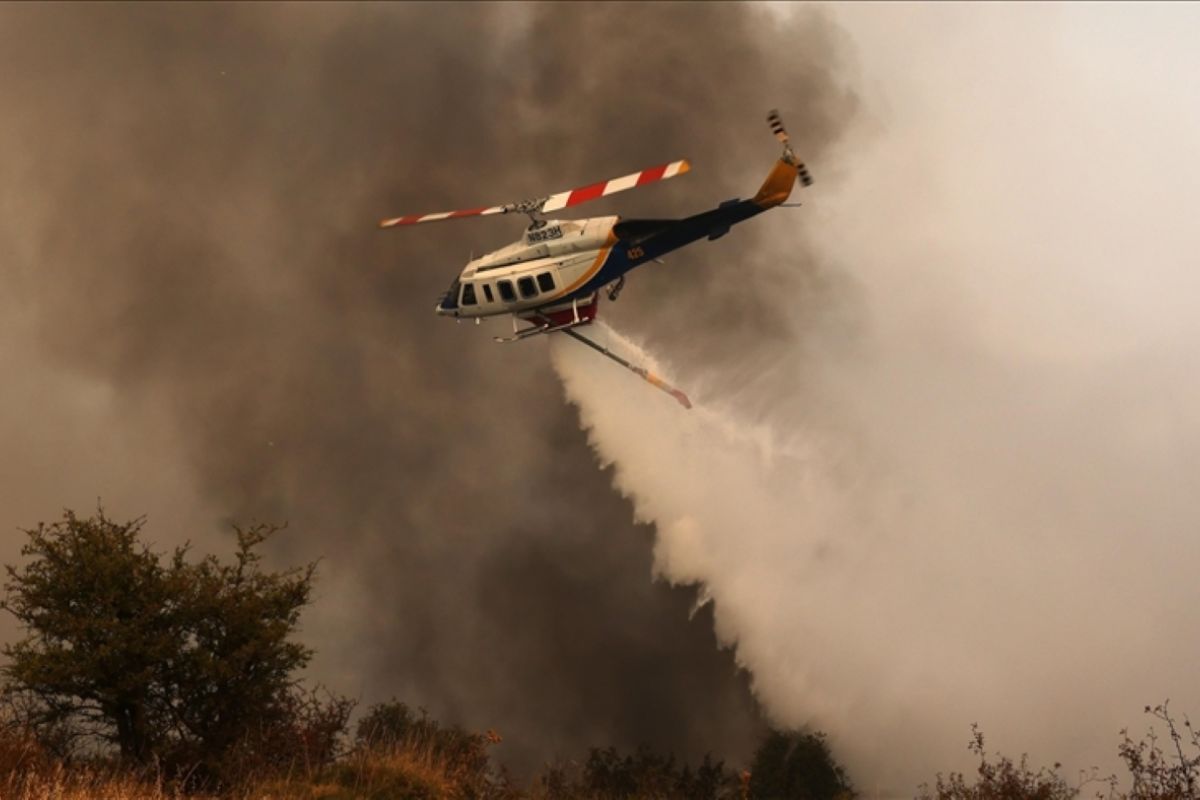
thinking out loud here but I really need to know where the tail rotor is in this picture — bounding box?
[767,109,813,187]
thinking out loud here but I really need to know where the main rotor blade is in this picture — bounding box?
[540,159,691,213]
[378,159,690,230]
[379,204,507,229]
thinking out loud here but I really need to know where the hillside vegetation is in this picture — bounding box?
[0,509,1194,799]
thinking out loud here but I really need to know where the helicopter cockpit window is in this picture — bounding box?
[460,282,477,306]
[497,280,516,302]
[518,276,537,299]
[482,283,494,303]
[439,278,461,311]
[537,272,555,292]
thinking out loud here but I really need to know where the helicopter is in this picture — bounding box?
[379,110,813,409]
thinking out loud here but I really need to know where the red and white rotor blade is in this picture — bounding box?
[541,159,691,214]
[379,158,690,228]
[379,204,507,229]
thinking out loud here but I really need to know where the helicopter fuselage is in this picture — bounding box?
[434,185,783,322]
[383,109,809,405]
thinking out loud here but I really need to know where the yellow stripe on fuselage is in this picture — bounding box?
[557,231,619,297]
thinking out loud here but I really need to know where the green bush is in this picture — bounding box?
[0,507,350,787]
[537,744,743,799]
[749,730,855,800]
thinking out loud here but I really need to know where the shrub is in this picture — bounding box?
[0,507,350,787]
[750,730,855,800]
[916,725,1077,800]
[353,699,510,799]
[921,705,1200,800]
[536,744,742,800]
[1119,703,1200,800]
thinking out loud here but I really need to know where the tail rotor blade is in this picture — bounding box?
[767,108,814,187]
[767,109,790,145]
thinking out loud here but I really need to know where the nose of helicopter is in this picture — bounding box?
[435,278,461,316]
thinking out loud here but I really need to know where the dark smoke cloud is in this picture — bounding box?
[0,2,857,773]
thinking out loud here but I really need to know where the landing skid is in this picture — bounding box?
[560,328,692,410]
[493,318,588,343]
[493,294,597,343]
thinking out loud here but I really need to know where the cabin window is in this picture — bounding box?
[497,280,516,302]
[460,282,477,306]
[518,276,537,299]
[482,283,494,303]
[537,272,556,292]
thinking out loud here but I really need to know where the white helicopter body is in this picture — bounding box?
[380,111,813,406]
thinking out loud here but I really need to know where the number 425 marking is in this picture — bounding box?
[627,246,645,260]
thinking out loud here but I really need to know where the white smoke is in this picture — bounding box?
[551,4,1200,795]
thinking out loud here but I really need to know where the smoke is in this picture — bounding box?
[552,3,1200,794]
[0,1,859,776]
[14,2,1193,791]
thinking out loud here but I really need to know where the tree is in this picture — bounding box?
[0,507,340,781]
[750,730,855,800]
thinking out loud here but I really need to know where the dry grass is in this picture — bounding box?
[0,734,494,800]
[250,740,467,799]
[0,765,207,800]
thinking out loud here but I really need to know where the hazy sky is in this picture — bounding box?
[2,2,1199,793]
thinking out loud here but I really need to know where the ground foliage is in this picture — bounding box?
[1,509,1196,800]
[536,744,744,800]
[920,705,1200,800]
[917,725,1080,800]
[749,730,854,800]
[0,508,351,787]
[1118,704,1200,800]
[353,700,511,798]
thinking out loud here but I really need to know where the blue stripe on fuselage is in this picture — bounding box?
[562,199,768,301]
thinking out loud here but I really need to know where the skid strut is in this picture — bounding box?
[561,328,692,410]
